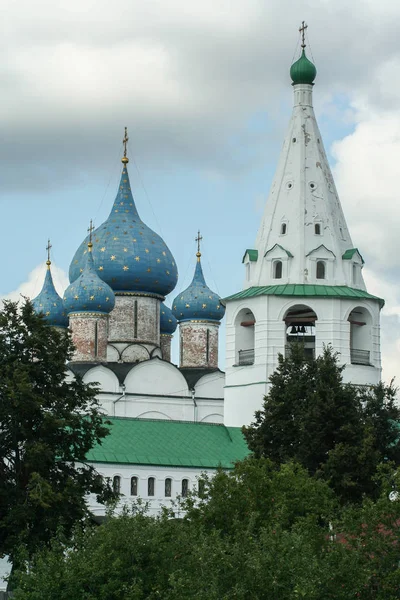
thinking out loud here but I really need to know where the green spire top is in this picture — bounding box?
[290,21,317,85]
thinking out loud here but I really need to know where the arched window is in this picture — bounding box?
[148,477,155,497]
[181,479,189,498]
[130,476,138,496]
[315,223,321,235]
[281,223,287,235]
[316,261,325,279]
[165,478,172,497]
[198,479,205,497]
[274,260,283,279]
[113,475,121,494]
[352,264,358,285]
[235,308,256,366]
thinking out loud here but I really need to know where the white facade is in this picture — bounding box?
[224,79,382,427]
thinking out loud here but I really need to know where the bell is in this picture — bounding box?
[290,325,297,334]
[300,325,306,334]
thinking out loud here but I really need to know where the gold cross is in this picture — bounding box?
[46,239,52,267]
[87,219,95,244]
[299,21,308,48]
[123,127,129,158]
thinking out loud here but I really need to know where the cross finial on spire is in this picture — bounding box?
[195,230,203,261]
[299,21,308,49]
[46,239,52,268]
[122,127,129,164]
[87,219,95,250]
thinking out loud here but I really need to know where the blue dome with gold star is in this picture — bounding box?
[64,243,115,315]
[69,162,178,297]
[160,302,177,335]
[172,254,225,323]
[32,263,68,328]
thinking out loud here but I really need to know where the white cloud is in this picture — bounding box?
[0,265,69,304]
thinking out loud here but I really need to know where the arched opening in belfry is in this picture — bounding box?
[284,304,317,360]
[348,307,372,366]
[234,308,256,366]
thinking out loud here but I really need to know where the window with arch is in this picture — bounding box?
[235,308,256,366]
[130,476,138,496]
[113,475,121,494]
[281,223,287,235]
[181,479,189,498]
[315,223,321,235]
[148,477,155,497]
[274,260,283,279]
[165,478,172,497]
[352,264,358,285]
[348,307,372,366]
[316,261,325,279]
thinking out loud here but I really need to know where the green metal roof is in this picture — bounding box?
[342,248,365,264]
[224,284,384,308]
[265,244,294,258]
[86,417,249,469]
[242,249,258,263]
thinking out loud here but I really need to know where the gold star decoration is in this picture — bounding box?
[113,237,119,241]
[123,248,128,252]
[114,209,119,213]
[162,251,166,256]
[100,247,106,252]
[106,297,110,301]
[145,249,149,253]
[185,303,190,308]
[98,287,103,290]
[216,305,220,309]
[74,295,79,300]
[147,268,151,272]
[110,255,116,261]
[45,311,50,316]
[123,179,127,183]
[202,304,207,308]
[173,305,177,310]
[135,256,140,261]
[209,295,212,299]
[139,231,143,235]
[166,270,170,275]
[156,258,161,263]
[98,266,104,271]
[90,295,95,300]
[120,201,124,205]
[123,265,129,271]
[80,268,83,273]
[133,238,137,242]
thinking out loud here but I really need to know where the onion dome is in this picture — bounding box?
[172,234,225,323]
[160,302,177,335]
[290,48,317,85]
[64,233,115,315]
[32,243,68,328]
[69,131,178,297]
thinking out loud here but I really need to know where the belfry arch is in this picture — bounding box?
[234,308,256,365]
[283,304,317,360]
[348,306,373,366]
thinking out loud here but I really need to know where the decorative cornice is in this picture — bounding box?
[115,291,165,300]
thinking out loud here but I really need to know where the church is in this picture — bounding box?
[30,32,384,517]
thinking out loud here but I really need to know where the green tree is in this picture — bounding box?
[0,299,113,565]
[243,344,400,503]
[12,460,400,599]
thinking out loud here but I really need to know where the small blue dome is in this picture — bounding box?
[69,164,178,297]
[172,257,225,323]
[160,302,177,335]
[64,245,115,315]
[32,265,68,328]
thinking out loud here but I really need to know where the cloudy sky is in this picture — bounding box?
[1,0,399,384]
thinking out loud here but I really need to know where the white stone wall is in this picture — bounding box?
[224,294,381,427]
[88,463,216,517]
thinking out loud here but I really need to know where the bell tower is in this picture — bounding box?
[224,25,383,427]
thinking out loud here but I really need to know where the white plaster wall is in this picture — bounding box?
[124,358,190,397]
[194,371,225,399]
[224,295,381,427]
[83,365,120,393]
[88,463,216,517]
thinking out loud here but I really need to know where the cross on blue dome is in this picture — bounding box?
[64,239,115,315]
[32,255,68,328]
[69,142,178,297]
[172,238,225,323]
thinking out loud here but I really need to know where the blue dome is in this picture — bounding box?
[172,257,225,323]
[160,302,177,334]
[64,245,115,315]
[69,165,178,297]
[32,264,68,328]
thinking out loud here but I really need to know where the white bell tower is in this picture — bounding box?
[224,27,383,427]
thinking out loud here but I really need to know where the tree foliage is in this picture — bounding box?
[243,344,400,503]
[12,459,400,600]
[0,300,113,563]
